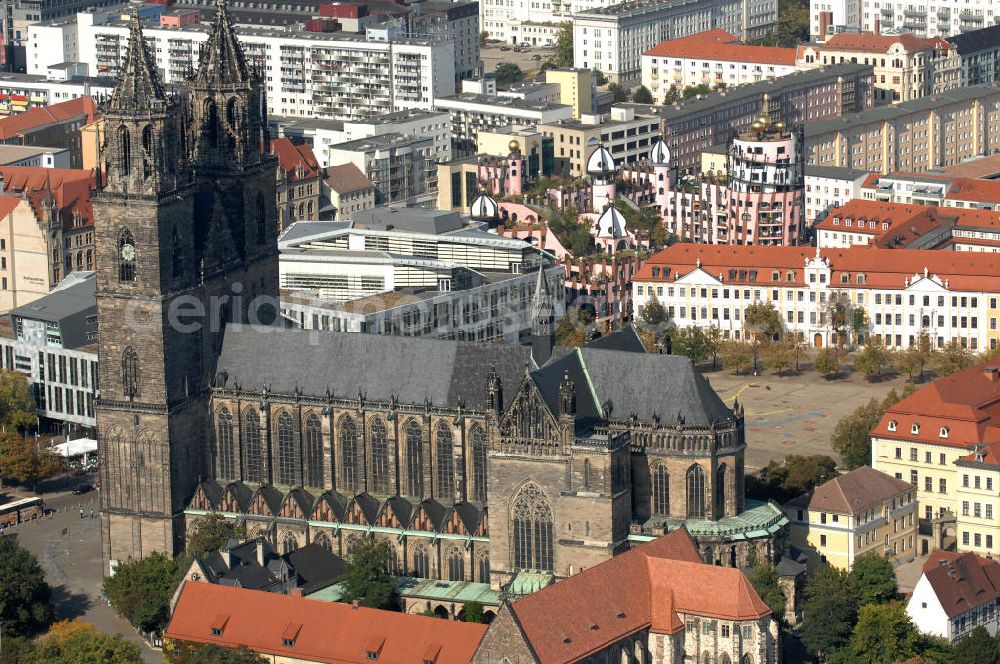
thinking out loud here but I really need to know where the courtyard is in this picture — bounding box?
[700,365,911,470]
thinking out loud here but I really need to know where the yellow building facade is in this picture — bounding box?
[544,68,594,119]
[784,466,918,570]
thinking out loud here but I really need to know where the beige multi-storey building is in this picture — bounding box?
[804,84,1000,173]
[797,32,945,104]
[872,362,1000,557]
[538,106,660,178]
[784,466,918,570]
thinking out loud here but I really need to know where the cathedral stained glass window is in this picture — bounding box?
[435,422,454,499]
[686,465,706,519]
[340,415,358,492]
[216,407,235,479]
[370,418,389,494]
[276,411,296,486]
[405,421,423,497]
[243,408,264,483]
[652,463,669,516]
[470,425,487,503]
[304,413,323,488]
[511,483,553,572]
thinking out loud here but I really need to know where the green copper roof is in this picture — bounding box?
[630,500,788,542]
[509,571,554,596]
[307,576,500,605]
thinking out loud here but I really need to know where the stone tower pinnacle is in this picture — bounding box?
[107,10,166,113]
[196,0,252,86]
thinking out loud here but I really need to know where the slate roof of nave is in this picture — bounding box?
[215,325,533,411]
[216,325,732,432]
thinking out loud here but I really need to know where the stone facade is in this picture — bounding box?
[95,6,279,573]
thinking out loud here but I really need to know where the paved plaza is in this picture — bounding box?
[701,366,911,470]
[3,483,160,663]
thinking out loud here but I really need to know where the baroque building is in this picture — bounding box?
[95,0,786,589]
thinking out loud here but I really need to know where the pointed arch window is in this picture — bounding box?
[477,552,490,582]
[304,413,323,488]
[405,420,424,497]
[470,424,487,503]
[511,483,553,572]
[118,228,136,283]
[216,407,235,479]
[243,408,264,483]
[276,411,297,486]
[171,226,182,278]
[370,417,389,494]
[435,422,454,499]
[340,415,359,493]
[716,464,728,516]
[312,530,332,552]
[204,99,219,148]
[121,346,139,398]
[447,547,464,581]
[118,125,131,178]
[141,124,153,179]
[686,465,706,519]
[413,545,430,578]
[652,463,669,516]
[256,192,267,244]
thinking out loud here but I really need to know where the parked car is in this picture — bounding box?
[519,41,531,47]
[500,46,511,51]
[72,484,93,495]
[531,54,542,61]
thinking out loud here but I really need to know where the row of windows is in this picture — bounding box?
[215,408,489,502]
[961,501,996,519]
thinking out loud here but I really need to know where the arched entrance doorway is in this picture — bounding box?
[813,333,823,348]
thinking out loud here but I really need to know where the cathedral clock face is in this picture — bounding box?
[121,243,136,261]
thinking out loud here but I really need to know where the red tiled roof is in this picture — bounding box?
[635,243,1000,292]
[0,165,95,231]
[921,550,1000,619]
[872,362,1000,448]
[862,173,1000,205]
[819,32,943,54]
[0,97,98,140]
[644,29,796,66]
[0,197,23,218]
[271,137,321,182]
[785,466,912,514]
[510,529,770,663]
[325,162,373,194]
[165,583,487,664]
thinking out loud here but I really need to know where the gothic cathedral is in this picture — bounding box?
[95,3,279,570]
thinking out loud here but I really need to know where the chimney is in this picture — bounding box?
[352,600,361,610]
[984,366,999,382]
[220,548,232,569]
[818,11,832,41]
[257,538,267,567]
[874,18,880,35]
[289,588,304,597]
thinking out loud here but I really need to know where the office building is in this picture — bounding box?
[326,133,435,206]
[434,93,572,157]
[811,0,999,40]
[538,106,660,178]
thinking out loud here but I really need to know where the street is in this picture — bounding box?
[3,482,161,663]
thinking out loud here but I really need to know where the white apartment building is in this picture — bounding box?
[804,165,870,226]
[0,71,113,115]
[435,93,573,157]
[812,0,999,39]
[641,29,797,100]
[861,172,1000,211]
[28,10,455,121]
[633,243,1000,351]
[277,212,561,342]
[275,109,453,169]
[479,0,610,46]
[326,133,436,206]
[573,0,779,86]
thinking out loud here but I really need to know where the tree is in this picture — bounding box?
[0,369,34,432]
[826,292,866,348]
[479,30,488,45]
[801,566,861,659]
[952,626,999,664]
[461,600,486,623]
[31,621,142,664]
[757,0,809,47]
[851,552,898,606]
[704,326,723,368]
[591,69,608,86]
[639,294,667,328]
[744,302,783,370]
[607,83,628,103]
[339,538,397,610]
[555,306,592,347]
[103,551,183,634]
[847,602,921,664]
[673,327,711,365]
[831,389,906,469]
[895,329,932,382]
[746,455,838,504]
[632,85,654,104]
[721,340,754,374]
[167,642,266,664]
[0,433,65,492]
[935,339,974,377]
[0,535,52,637]
[186,513,245,559]
[856,337,892,381]
[763,338,793,375]
[494,63,524,88]
[814,347,841,378]
[747,563,787,626]
[552,22,573,68]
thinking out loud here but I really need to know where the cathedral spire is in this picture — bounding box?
[107,10,165,113]
[529,266,556,365]
[196,0,252,85]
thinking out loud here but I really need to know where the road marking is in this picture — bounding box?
[723,382,759,403]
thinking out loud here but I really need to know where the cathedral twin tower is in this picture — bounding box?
[95,2,280,569]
